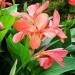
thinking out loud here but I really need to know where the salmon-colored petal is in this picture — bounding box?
[23,24,37,33]
[44,31,56,38]
[27,3,39,17]
[38,56,53,69]
[46,48,68,66]
[56,28,67,43]
[14,18,32,31]
[20,13,34,23]
[53,10,60,27]
[30,34,41,49]
[43,28,56,38]
[36,1,49,15]
[13,31,25,43]
[47,48,68,57]
[35,13,49,30]
[51,53,64,66]
[68,0,75,6]
[0,22,4,29]
[11,12,33,23]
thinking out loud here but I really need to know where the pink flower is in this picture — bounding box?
[68,0,75,6]
[0,22,4,29]
[27,1,49,17]
[34,48,68,69]
[11,1,49,18]
[0,0,12,7]
[13,13,49,49]
[12,3,67,50]
[43,10,67,43]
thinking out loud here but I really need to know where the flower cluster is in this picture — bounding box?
[34,48,68,69]
[12,1,68,69]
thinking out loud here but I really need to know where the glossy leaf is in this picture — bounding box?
[0,10,16,43]
[6,35,31,66]
[66,44,75,52]
[4,4,18,13]
[71,28,75,42]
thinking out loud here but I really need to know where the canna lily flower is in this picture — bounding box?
[12,3,66,49]
[27,1,49,17]
[13,13,49,49]
[68,0,75,6]
[0,22,4,29]
[34,48,68,69]
[43,10,67,43]
[11,1,49,19]
[0,0,12,7]
[13,10,67,49]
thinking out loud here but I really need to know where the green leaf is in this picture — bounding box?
[6,35,31,66]
[42,0,46,3]
[9,59,17,75]
[3,4,17,13]
[0,49,4,53]
[39,57,75,75]
[66,44,75,52]
[71,28,75,42]
[0,10,16,42]
[24,2,27,12]
[64,25,71,47]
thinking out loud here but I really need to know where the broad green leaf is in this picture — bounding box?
[66,44,75,52]
[3,4,17,13]
[0,10,16,42]
[9,59,17,75]
[71,28,75,42]
[6,35,31,66]
[66,44,75,57]
[39,57,75,75]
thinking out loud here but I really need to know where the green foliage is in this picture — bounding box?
[6,35,31,74]
[0,0,75,75]
[6,35,31,66]
[0,10,16,43]
[39,57,75,75]
[0,5,17,43]
[71,28,75,42]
